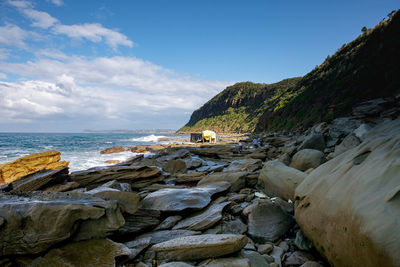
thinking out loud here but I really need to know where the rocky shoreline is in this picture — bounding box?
[0,97,399,266]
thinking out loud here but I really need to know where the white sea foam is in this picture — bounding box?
[131,134,166,142]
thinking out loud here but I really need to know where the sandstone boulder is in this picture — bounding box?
[0,150,69,184]
[290,149,326,171]
[259,161,307,201]
[298,133,325,151]
[295,118,400,267]
[145,234,248,261]
[197,171,249,192]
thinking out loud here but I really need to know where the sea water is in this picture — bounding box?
[0,133,188,172]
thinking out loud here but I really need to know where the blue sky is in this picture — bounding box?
[0,0,398,132]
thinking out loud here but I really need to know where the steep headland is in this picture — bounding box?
[180,10,400,133]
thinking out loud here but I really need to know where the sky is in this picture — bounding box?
[0,0,398,132]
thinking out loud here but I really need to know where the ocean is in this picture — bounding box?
[0,133,188,172]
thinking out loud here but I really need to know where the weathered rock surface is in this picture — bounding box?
[100,146,126,154]
[333,134,361,157]
[87,190,141,215]
[290,149,326,171]
[221,218,247,234]
[71,165,161,188]
[295,119,400,267]
[155,215,182,230]
[259,161,307,201]
[133,229,201,246]
[116,209,160,236]
[176,172,206,184]
[244,199,294,243]
[197,171,249,192]
[204,257,251,267]
[10,167,69,192]
[173,202,230,231]
[0,191,124,256]
[30,239,130,266]
[224,158,262,172]
[0,150,69,184]
[145,234,248,261]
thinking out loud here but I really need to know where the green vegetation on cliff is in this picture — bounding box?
[180,10,400,133]
[179,78,301,133]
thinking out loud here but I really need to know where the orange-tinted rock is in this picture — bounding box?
[100,147,126,154]
[105,160,121,164]
[0,150,69,184]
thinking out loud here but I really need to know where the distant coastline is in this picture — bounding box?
[83,129,178,134]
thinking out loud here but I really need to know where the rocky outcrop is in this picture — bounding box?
[0,150,69,184]
[0,191,124,256]
[259,160,307,201]
[100,146,126,154]
[290,149,326,172]
[295,119,400,267]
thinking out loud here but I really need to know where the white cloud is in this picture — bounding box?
[7,0,32,8]
[47,0,63,6]
[35,49,69,60]
[53,23,133,49]
[0,24,30,48]
[22,9,59,29]
[0,73,7,79]
[0,56,232,127]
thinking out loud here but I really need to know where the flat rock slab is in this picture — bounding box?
[116,209,160,237]
[0,191,124,256]
[133,229,201,246]
[204,257,250,267]
[88,190,141,215]
[30,239,130,266]
[71,165,161,187]
[197,171,249,192]
[145,234,248,261]
[173,202,230,231]
[140,186,227,213]
[245,199,294,243]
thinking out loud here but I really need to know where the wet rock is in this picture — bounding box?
[145,234,248,261]
[0,191,124,256]
[71,165,161,188]
[0,150,69,184]
[100,146,126,154]
[295,118,400,266]
[197,171,249,192]
[155,215,182,230]
[244,199,294,243]
[11,167,69,192]
[203,257,250,267]
[259,161,307,201]
[173,202,230,231]
[290,149,326,172]
[30,239,130,266]
[298,133,325,151]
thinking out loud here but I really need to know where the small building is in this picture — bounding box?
[190,130,217,143]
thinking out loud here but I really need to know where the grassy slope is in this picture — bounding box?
[256,11,400,131]
[179,78,301,133]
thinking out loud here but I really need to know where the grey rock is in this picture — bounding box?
[240,250,271,267]
[198,171,249,192]
[245,199,294,243]
[173,202,230,231]
[270,246,284,267]
[102,179,132,192]
[88,190,141,215]
[298,133,325,151]
[333,134,361,157]
[353,123,372,141]
[203,257,250,267]
[145,234,248,261]
[116,209,160,236]
[133,229,201,246]
[155,215,182,230]
[124,236,152,260]
[160,262,194,267]
[295,230,313,251]
[11,167,69,192]
[224,158,262,172]
[0,191,124,256]
[221,218,247,234]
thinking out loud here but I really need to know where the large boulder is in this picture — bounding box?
[0,150,69,184]
[30,239,130,266]
[333,134,361,157]
[145,234,248,261]
[0,191,124,256]
[244,199,294,243]
[295,119,400,267]
[259,161,307,201]
[298,133,325,151]
[290,149,326,172]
